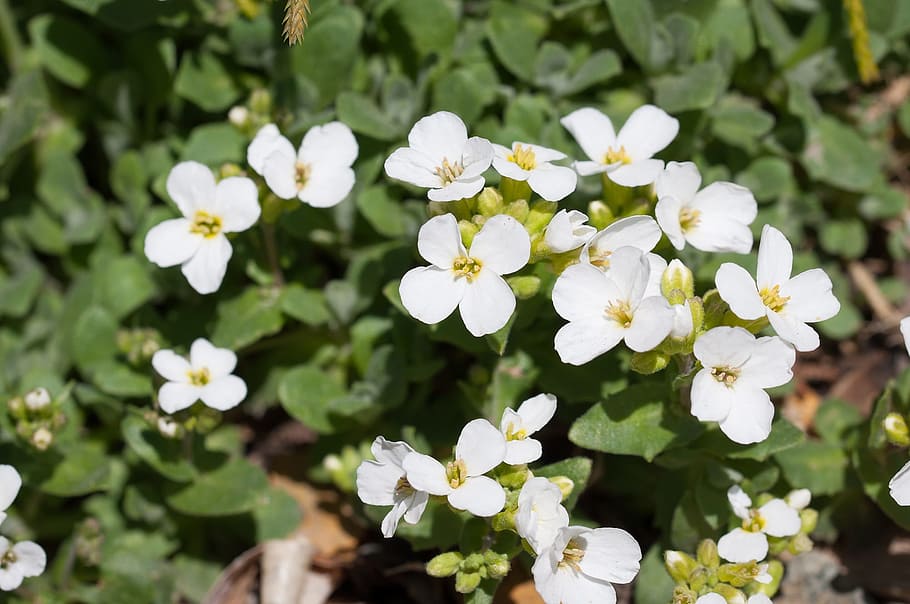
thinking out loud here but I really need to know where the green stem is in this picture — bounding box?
[0,0,22,72]
[261,221,285,287]
[500,177,531,204]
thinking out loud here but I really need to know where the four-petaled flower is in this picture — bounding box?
[0,466,21,528]
[355,437,429,538]
[561,105,679,187]
[492,142,578,201]
[402,419,506,517]
[144,161,261,294]
[552,246,675,365]
[399,213,530,337]
[715,225,840,352]
[0,537,45,592]
[717,485,801,563]
[500,393,558,465]
[532,525,641,604]
[654,161,757,254]
[151,338,247,414]
[384,111,494,202]
[247,122,358,208]
[544,210,596,254]
[690,327,795,445]
[515,477,569,555]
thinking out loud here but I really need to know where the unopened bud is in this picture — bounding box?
[799,508,818,533]
[712,583,746,604]
[525,200,558,234]
[157,418,180,439]
[687,565,709,591]
[507,276,541,300]
[426,551,463,577]
[697,539,720,569]
[504,199,529,223]
[7,397,24,417]
[219,163,244,179]
[664,550,698,583]
[630,350,670,374]
[884,413,910,446]
[587,201,613,229]
[785,488,811,510]
[483,551,510,579]
[461,552,484,573]
[671,585,697,604]
[228,106,250,127]
[496,464,530,490]
[717,561,766,587]
[31,427,53,451]
[454,570,482,594]
[476,187,504,217]
[249,89,272,116]
[24,388,51,411]
[662,259,695,300]
[323,454,343,472]
[459,219,480,248]
[548,476,575,501]
[789,533,813,555]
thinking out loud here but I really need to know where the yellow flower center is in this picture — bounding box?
[759,284,790,313]
[435,158,464,185]
[588,249,611,269]
[742,509,766,533]
[559,538,586,571]
[295,161,311,191]
[507,144,537,171]
[453,256,483,282]
[605,300,634,328]
[678,207,701,232]
[504,421,527,441]
[711,366,740,387]
[1,549,16,567]
[189,210,223,238]
[445,458,467,489]
[603,146,632,165]
[395,476,414,495]
[187,367,211,387]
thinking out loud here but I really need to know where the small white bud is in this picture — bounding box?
[157,418,179,438]
[24,388,51,411]
[32,427,53,450]
[228,106,250,127]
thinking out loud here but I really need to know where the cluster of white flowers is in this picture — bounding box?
[0,466,45,591]
[356,394,642,603]
[716,486,809,564]
[387,108,841,448]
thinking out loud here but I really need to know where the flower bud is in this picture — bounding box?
[504,199,529,223]
[157,418,181,439]
[454,570,482,594]
[459,219,480,248]
[697,539,720,569]
[24,388,51,411]
[461,552,485,573]
[799,508,818,533]
[884,413,910,446]
[664,550,698,583]
[483,551,510,579]
[785,488,811,510]
[496,464,530,490]
[228,106,250,127]
[507,276,541,300]
[491,508,516,533]
[525,200,558,234]
[426,552,463,577]
[712,583,746,604]
[7,396,24,418]
[788,533,813,555]
[587,201,613,230]
[249,88,272,116]
[671,585,697,604]
[630,350,670,375]
[662,259,695,300]
[31,427,53,451]
[548,476,574,501]
[687,565,709,591]
[476,187,504,217]
[754,559,784,595]
[219,163,244,179]
[717,561,766,587]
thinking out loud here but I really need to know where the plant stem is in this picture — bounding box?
[0,0,22,72]
[261,222,285,287]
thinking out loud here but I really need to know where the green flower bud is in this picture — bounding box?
[496,464,531,489]
[712,583,746,604]
[7,397,25,419]
[587,201,613,230]
[631,350,670,375]
[454,570,482,594]
[249,88,272,116]
[664,550,698,583]
[500,177,531,204]
[525,200,558,234]
[717,561,766,587]
[661,259,695,300]
[426,552,463,577]
[483,551,510,579]
[461,552,485,573]
[476,187,504,216]
[219,163,244,179]
[491,509,516,533]
[788,533,813,555]
[459,219,480,248]
[24,388,51,412]
[688,566,709,591]
[697,539,720,569]
[671,585,698,604]
[688,297,705,336]
[504,199,529,223]
[507,276,541,300]
[799,508,818,533]
[884,413,910,446]
[548,476,574,501]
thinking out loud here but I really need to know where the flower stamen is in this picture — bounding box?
[559,538,586,571]
[434,158,465,185]
[395,476,414,495]
[603,146,631,165]
[711,366,740,387]
[678,207,701,232]
[507,144,537,171]
[295,161,311,191]
[759,284,790,313]
[453,256,483,282]
[742,509,766,533]
[504,421,527,442]
[588,250,611,269]
[187,367,211,387]
[1,549,16,567]
[445,459,467,489]
[605,300,634,328]
[189,210,223,238]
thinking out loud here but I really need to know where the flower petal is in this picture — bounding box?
[604,246,650,303]
[685,213,754,254]
[469,215,530,275]
[262,149,299,200]
[0,563,23,591]
[574,160,610,176]
[781,268,840,323]
[144,218,201,268]
[625,296,674,352]
[384,147,443,188]
[655,195,686,250]
[407,111,468,162]
[456,418,506,475]
[158,382,201,414]
[607,159,665,187]
[560,107,617,163]
[578,527,642,584]
[417,213,465,268]
[696,594,728,604]
[756,224,792,288]
[399,266,465,325]
[403,490,429,524]
[180,236,233,295]
[380,499,409,538]
[458,270,516,337]
[738,335,795,389]
[356,459,401,506]
[504,439,543,465]
[190,338,237,376]
[299,166,355,208]
[151,350,191,382]
[298,121,359,167]
[166,161,216,216]
[902,317,910,357]
[715,263,765,320]
[552,263,620,322]
[544,210,595,253]
[655,161,702,203]
[689,181,757,225]
[889,460,910,506]
[427,176,486,202]
[527,164,578,202]
[371,437,414,468]
[11,541,45,578]
[554,319,625,365]
[718,387,775,445]
[583,215,662,264]
[0,466,21,512]
[727,485,753,519]
[692,326,755,368]
[717,527,768,563]
[213,177,261,232]
[767,310,820,352]
[448,475,505,517]
[492,154,530,181]
[402,452,451,496]
[758,499,801,537]
[459,136,495,180]
[616,104,679,160]
[199,375,247,411]
[516,393,558,434]
[247,125,295,175]
[690,369,735,422]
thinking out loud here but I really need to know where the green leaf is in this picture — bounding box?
[670,491,713,551]
[633,543,676,604]
[167,459,269,516]
[389,0,458,58]
[735,157,795,202]
[122,416,196,483]
[281,284,331,327]
[432,64,499,124]
[174,51,240,112]
[29,14,107,88]
[211,287,285,350]
[356,185,409,237]
[486,1,548,82]
[814,398,863,445]
[253,487,303,541]
[711,95,775,150]
[534,457,592,511]
[0,264,43,318]
[291,6,364,107]
[801,116,882,192]
[181,123,246,165]
[38,443,114,497]
[0,69,50,166]
[71,306,119,369]
[336,92,401,141]
[278,365,347,433]
[605,0,657,69]
[692,418,805,461]
[818,218,868,259]
[774,440,848,495]
[465,579,499,604]
[91,361,152,397]
[568,384,704,461]
[564,50,622,95]
[652,61,726,113]
[854,447,910,531]
[96,257,156,319]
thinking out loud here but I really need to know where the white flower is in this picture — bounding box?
[492,142,577,201]
[552,246,675,365]
[0,466,21,527]
[515,477,569,554]
[890,460,910,506]
[715,225,840,352]
[24,388,50,411]
[901,316,910,356]
[654,161,757,253]
[560,105,679,187]
[384,112,494,202]
[151,338,247,414]
[247,122,358,208]
[544,210,596,253]
[399,214,530,337]
[500,394,557,465]
[669,300,694,339]
[691,327,794,445]
[144,161,260,294]
[717,486,801,563]
[531,525,641,604]
[402,419,506,517]
[0,538,45,591]
[355,437,429,538]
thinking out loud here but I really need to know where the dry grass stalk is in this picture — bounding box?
[283,0,310,46]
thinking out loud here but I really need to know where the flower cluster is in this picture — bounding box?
[0,466,46,591]
[6,387,66,451]
[387,108,840,448]
[665,487,816,604]
[356,394,643,603]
